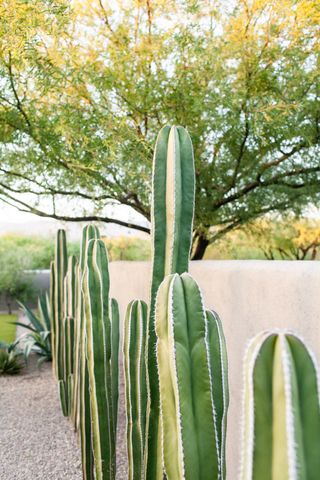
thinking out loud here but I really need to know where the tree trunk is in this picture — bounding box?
[6,295,12,315]
[191,230,209,260]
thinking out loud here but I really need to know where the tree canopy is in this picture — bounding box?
[0,0,319,257]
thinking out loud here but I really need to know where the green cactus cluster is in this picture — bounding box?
[50,226,119,479]
[47,125,320,480]
[155,273,228,480]
[122,125,230,480]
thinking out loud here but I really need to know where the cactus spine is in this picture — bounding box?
[83,239,119,480]
[240,331,320,480]
[124,300,148,480]
[146,125,195,478]
[155,272,228,480]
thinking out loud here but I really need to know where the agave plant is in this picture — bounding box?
[16,296,52,365]
[0,340,24,375]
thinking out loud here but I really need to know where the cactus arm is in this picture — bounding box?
[147,126,195,479]
[49,261,56,375]
[272,336,292,480]
[58,255,77,418]
[78,226,100,479]
[80,356,94,480]
[155,275,183,479]
[156,273,224,480]
[241,332,276,480]
[241,331,320,480]
[71,263,81,429]
[110,298,120,432]
[54,229,68,381]
[150,126,195,298]
[58,380,68,417]
[65,256,77,318]
[83,239,116,480]
[286,335,320,479]
[124,300,148,480]
[60,316,74,417]
[206,310,229,478]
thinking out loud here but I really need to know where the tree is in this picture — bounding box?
[244,217,320,260]
[0,250,34,314]
[0,0,319,258]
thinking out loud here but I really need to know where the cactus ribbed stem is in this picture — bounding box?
[110,298,120,431]
[155,273,228,480]
[49,261,56,373]
[240,331,320,480]
[53,229,68,415]
[124,300,148,480]
[206,310,229,478]
[78,225,100,480]
[83,238,118,480]
[146,125,195,479]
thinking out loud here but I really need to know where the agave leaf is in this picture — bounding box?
[11,321,38,333]
[18,301,44,333]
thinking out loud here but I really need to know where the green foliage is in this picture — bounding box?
[0,234,79,269]
[0,314,17,344]
[205,217,320,260]
[241,331,320,480]
[0,341,24,375]
[0,244,35,313]
[103,236,150,261]
[0,1,319,257]
[17,299,52,363]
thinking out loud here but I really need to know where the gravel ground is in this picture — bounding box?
[0,354,127,479]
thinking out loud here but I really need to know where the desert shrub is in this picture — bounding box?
[103,236,150,261]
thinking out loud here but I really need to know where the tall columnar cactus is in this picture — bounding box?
[49,260,56,374]
[58,255,78,417]
[110,297,120,433]
[146,125,195,478]
[123,300,148,480]
[240,331,320,480]
[52,229,68,415]
[155,273,229,480]
[82,238,119,480]
[77,225,100,480]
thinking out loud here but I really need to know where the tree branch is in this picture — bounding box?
[6,53,32,131]
[0,191,150,234]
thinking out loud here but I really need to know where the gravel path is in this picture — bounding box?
[0,356,128,479]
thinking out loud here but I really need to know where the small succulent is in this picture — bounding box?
[0,341,24,375]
